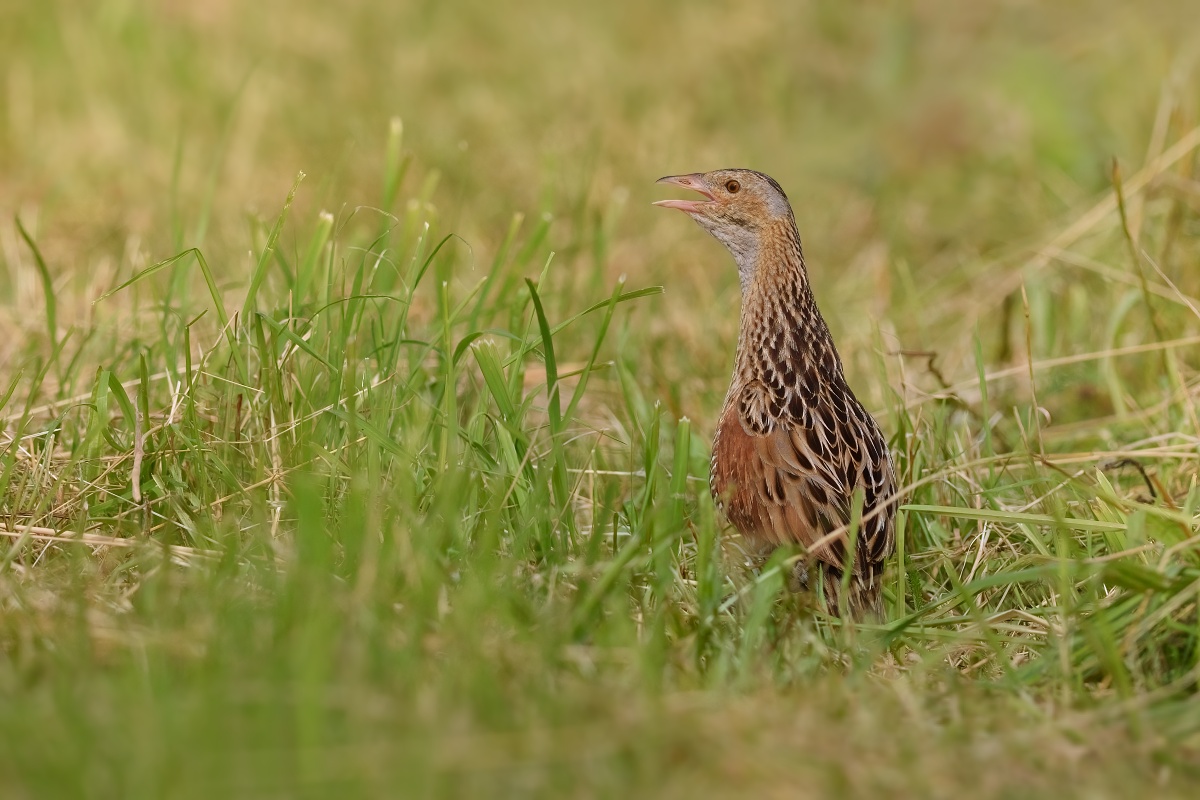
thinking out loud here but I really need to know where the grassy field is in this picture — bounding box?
[3,0,1200,796]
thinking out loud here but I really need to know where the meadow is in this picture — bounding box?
[2,0,1200,796]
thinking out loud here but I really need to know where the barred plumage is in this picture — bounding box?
[656,169,896,618]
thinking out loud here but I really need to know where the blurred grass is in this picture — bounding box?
[2,0,1200,797]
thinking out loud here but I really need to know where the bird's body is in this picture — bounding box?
[655,169,896,618]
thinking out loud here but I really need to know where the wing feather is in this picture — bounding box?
[712,393,896,579]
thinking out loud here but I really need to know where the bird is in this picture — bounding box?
[654,169,896,618]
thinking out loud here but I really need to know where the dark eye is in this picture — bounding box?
[725,180,740,194]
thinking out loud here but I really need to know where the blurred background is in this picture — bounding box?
[4,0,1197,414]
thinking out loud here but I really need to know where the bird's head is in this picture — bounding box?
[654,169,796,282]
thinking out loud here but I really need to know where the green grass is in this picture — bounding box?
[2,0,1200,796]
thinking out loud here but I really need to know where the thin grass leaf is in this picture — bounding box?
[243,172,305,322]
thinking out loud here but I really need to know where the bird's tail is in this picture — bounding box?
[820,563,885,620]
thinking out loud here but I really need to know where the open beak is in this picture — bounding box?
[653,174,715,213]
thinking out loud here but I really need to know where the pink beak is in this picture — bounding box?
[653,174,715,213]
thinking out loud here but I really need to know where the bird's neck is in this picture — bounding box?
[731,220,844,390]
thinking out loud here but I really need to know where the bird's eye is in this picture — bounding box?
[725,180,740,194]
